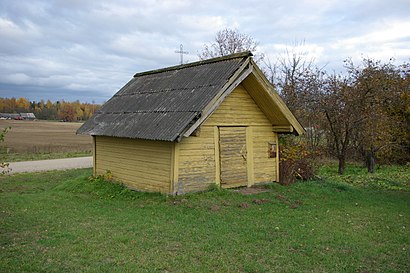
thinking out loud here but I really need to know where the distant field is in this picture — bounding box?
[0,120,92,156]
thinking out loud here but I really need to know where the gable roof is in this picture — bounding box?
[77,52,304,141]
[19,113,36,118]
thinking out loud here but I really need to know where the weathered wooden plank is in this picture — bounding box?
[179,148,215,156]
[97,154,171,166]
[105,170,169,185]
[275,133,280,182]
[179,137,214,145]
[92,135,96,176]
[214,126,221,186]
[98,162,171,179]
[250,125,278,184]
[177,123,216,193]
[179,155,214,164]
[181,181,214,192]
[97,143,172,154]
[95,136,172,193]
[96,170,169,189]
[98,158,171,170]
[170,142,179,194]
[208,114,269,122]
[96,146,172,159]
[205,85,271,126]
[97,145,172,155]
[99,174,169,191]
[218,104,263,110]
[97,155,171,168]
[179,170,216,177]
[246,126,254,186]
[272,125,294,133]
[97,153,172,166]
[219,126,247,188]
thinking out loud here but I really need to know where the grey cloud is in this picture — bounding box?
[0,0,409,102]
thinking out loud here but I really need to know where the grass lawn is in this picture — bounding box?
[0,165,409,272]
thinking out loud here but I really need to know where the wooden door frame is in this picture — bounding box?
[246,126,254,186]
[216,126,254,188]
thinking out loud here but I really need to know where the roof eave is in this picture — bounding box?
[248,59,305,135]
[181,58,305,138]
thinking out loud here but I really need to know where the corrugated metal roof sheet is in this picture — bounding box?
[77,52,251,141]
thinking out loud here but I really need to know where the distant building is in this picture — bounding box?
[0,113,20,120]
[0,113,36,120]
[19,113,36,120]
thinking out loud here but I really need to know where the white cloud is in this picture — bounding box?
[0,17,22,36]
[0,17,41,46]
[333,21,410,50]
[1,73,31,85]
[0,0,409,102]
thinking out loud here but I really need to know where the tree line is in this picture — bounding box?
[0,97,101,122]
[274,54,409,174]
[201,29,410,175]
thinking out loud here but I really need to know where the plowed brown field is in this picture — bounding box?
[0,120,91,154]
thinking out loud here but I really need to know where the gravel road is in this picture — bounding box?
[7,157,92,174]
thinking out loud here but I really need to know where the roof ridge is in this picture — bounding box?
[114,84,217,96]
[133,51,253,78]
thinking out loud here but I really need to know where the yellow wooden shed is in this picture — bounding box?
[78,52,304,194]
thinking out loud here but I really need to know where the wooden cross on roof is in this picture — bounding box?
[175,44,189,64]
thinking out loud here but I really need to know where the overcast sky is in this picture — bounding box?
[1,0,409,103]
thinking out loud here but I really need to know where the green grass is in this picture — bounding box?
[0,167,409,272]
[0,151,92,162]
[319,161,410,191]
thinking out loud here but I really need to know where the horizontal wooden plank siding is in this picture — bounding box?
[252,126,277,183]
[205,85,272,126]
[178,126,216,193]
[208,85,277,184]
[177,84,278,192]
[95,136,172,193]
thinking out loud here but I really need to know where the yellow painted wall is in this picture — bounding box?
[177,126,216,193]
[252,126,277,183]
[94,84,278,194]
[95,136,172,193]
[205,85,272,126]
[177,84,278,193]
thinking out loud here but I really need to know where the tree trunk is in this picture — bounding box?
[338,154,345,175]
[366,151,375,173]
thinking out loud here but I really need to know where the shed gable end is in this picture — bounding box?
[176,84,278,193]
[204,84,271,126]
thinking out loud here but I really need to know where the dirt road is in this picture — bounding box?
[7,157,92,174]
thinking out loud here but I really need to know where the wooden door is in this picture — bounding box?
[219,127,247,188]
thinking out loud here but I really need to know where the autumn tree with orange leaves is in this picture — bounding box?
[0,97,101,121]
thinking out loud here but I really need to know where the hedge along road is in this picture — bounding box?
[6,157,93,174]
